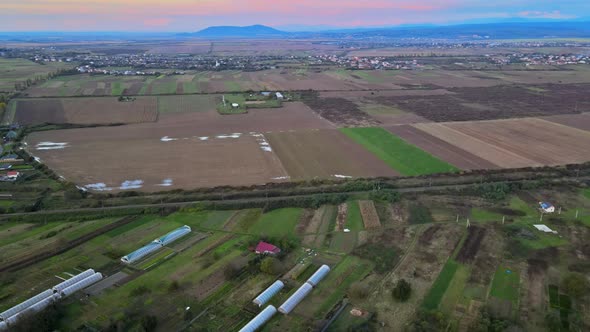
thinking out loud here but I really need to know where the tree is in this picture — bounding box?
[260,257,283,275]
[223,261,242,279]
[392,279,412,302]
[140,315,158,332]
[562,272,589,298]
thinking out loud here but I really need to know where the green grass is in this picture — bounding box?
[224,81,242,92]
[345,201,364,231]
[439,263,470,314]
[582,188,590,200]
[329,232,357,253]
[470,208,504,223]
[423,260,459,310]
[111,82,124,96]
[248,208,303,237]
[0,200,14,208]
[489,266,520,304]
[104,215,155,237]
[340,127,458,176]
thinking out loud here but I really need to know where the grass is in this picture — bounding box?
[438,263,470,314]
[423,259,459,310]
[329,232,357,253]
[345,201,364,231]
[224,81,242,92]
[248,208,303,237]
[471,208,504,223]
[489,266,520,304]
[340,127,458,176]
[111,82,124,96]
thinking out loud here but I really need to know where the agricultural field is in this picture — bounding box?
[414,118,590,168]
[12,97,158,125]
[0,58,72,92]
[1,184,590,331]
[340,127,459,176]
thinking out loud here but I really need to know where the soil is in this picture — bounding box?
[386,125,499,170]
[542,113,590,132]
[303,97,381,127]
[335,203,348,231]
[265,129,398,180]
[302,206,328,246]
[418,224,441,245]
[358,200,381,228]
[374,83,590,122]
[455,226,487,264]
[296,209,315,235]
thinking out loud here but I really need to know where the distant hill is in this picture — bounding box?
[184,25,288,38]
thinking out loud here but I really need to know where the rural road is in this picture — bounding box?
[1,175,587,219]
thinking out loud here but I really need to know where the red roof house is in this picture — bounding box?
[255,241,281,255]
[6,171,19,179]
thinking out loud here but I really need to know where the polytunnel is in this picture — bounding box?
[52,269,95,292]
[0,289,53,321]
[22,294,60,316]
[121,242,162,264]
[0,321,7,331]
[253,280,284,307]
[278,283,313,314]
[60,273,103,298]
[306,265,330,287]
[158,225,191,246]
[239,305,277,332]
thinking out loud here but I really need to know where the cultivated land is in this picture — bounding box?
[340,127,459,176]
[12,97,158,125]
[414,118,590,168]
[265,129,398,180]
[0,58,71,92]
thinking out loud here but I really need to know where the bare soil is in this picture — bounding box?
[335,203,348,231]
[455,226,487,264]
[358,200,381,229]
[303,97,380,127]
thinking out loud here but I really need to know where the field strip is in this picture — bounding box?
[534,117,590,138]
[413,123,537,168]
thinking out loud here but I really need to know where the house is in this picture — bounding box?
[6,171,19,179]
[255,241,281,255]
[539,202,555,213]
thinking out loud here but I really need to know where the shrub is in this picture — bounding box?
[260,257,283,275]
[408,204,433,224]
[369,190,400,203]
[392,279,412,302]
[348,282,370,301]
[562,273,589,298]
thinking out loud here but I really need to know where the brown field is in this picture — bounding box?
[14,97,158,125]
[25,130,289,191]
[265,129,398,180]
[375,83,590,122]
[414,118,590,168]
[386,125,499,170]
[358,200,381,229]
[542,112,590,132]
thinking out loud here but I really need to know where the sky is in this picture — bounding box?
[0,0,589,32]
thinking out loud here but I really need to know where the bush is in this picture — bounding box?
[223,261,242,279]
[392,279,412,302]
[562,272,589,298]
[129,285,151,297]
[408,204,433,224]
[369,190,400,203]
[140,315,158,332]
[260,257,283,275]
[348,282,370,301]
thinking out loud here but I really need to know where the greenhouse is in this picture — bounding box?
[239,305,277,332]
[306,264,330,287]
[121,241,162,264]
[52,269,95,292]
[0,289,53,321]
[253,280,284,307]
[60,272,103,298]
[278,283,313,314]
[158,225,191,246]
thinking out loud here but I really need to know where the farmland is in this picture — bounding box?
[0,58,72,92]
[1,176,590,331]
[340,127,459,176]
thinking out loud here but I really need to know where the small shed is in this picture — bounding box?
[231,103,240,108]
[255,241,281,255]
[275,92,284,100]
[539,202,555,213]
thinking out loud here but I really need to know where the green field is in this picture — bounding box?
[0,58,72,91]
[423,259,460,310]
[345,201,364,231]
[489,266,520,304]
[340,127,458,176]
[438,263,470,314]
[248,208,303,237]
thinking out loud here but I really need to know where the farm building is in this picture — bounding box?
[255,241,281,255]
[539,202,555,213]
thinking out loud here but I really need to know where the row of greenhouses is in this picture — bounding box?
[239,265,330,332]
[120,225,191,264]
[0,269,103,330]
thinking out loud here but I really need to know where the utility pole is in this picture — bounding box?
[502,216,505,225]
[558,207,561,215]
[456,214,459,223]
[466,218,470,228]
[575,210,579,219]
[540,212,544,222]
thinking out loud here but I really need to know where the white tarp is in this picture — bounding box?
[533,224,557,234]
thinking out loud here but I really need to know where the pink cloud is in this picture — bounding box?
[518,10,575,19]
